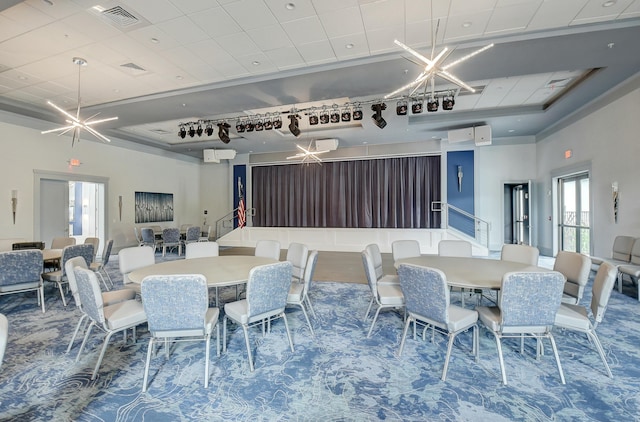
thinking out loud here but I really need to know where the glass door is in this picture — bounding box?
[558,173,590,254]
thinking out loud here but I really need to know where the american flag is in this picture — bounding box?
[237,178,246,229]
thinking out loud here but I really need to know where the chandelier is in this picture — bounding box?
[41,57,118,146]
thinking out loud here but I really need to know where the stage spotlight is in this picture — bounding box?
[235,120,245,133]
[188,124,196,137]
[319,106,329,124]
[264,113,273,130]
[330,105,340,123]
[442,94,455,110]
[205,122,214,136]
[178,125,186,139]
[341,105,351,122]
[245,119,255,132]
[352,104,363,120]
[273,114,283,129]
[412,99,424,114]
[196,122,203,136]
[255,115,264,131]
[396,100,407,116]
[288,114,301,137]
[427,97,439,112]
[217,122,231,144]
[371,103,387,129]
[309,109,319,125]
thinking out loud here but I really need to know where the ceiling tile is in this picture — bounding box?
[127,25,181,51]
[329,33,370,60]
[0,14,26,41]
[296,40,337,65]
[156,16,210,45]
[121,0,183,24]
[23,0,84,19]
[168,0,220,15]
[319,7,365,38]
[475,77,521,107]
[235,52,279,74]
[1,2,54,30]
[282,16,328,45]
[311,0,359,14]
[188,7,243,38]
[265,46,305,70]
[499,73,552,106]
[486,1,543,34]
[210,59,252,79]
[449,0,496,15]
[59,10,123,41]
[361,0,405,31]
[572,0,635,24]
[443,11,493,42]
[265,0,316,23]
[366,26,406,54]
[216,32,261,56]
[222,0,278,30]
[187,39,235,66]
[527,0,589,30]
[247,25,294,51]
[619,1,640,18]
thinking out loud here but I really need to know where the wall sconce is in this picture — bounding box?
[119,195,123,222]
[612,182,618,223]
[457,165,463,192]
[11,190,17,224]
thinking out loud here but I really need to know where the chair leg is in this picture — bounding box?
[96,271,110,291]
[398,316,412,356]
[281,313,295,352]
[242,324,254,372]
[91,330,116,380]
[442,332,456,382]
[39,285,46,313]
[67,314,88,354]
[298,303,315,336]
[142,338,155,392]
[215,323,220,357]
[305,296,316,318]
[364,297,374,321]
[493,333,508,385]
[222,316,228,352]
[76,321,96,362]
[548,333,566,385]
[101,268,114,289]
[367,306,383,338]
[57,282,68,307]
[204,333,210,388]
[587,330,613,378]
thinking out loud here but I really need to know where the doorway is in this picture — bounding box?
[34,171,108,253]
[558,173,590,254]
[503,182,532,245]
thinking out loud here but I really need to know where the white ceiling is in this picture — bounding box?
[1,0,639,159]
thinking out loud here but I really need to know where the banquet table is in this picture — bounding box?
[128,255,279,306]
[395,255,551,290]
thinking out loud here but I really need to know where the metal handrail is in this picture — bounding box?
[214,207,255,240]
[431,201,490,249]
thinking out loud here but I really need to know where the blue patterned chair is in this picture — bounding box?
[183,226,201,246]
[223,261,294,372]
[64,256,136,356]
[0,313,7,368]
[361,250,404,338]
[555,262,617,378]
[141,274,219,392]
[0,250,45,313]
[477,271,566,385]
[89,239,114,290]
[41,244,95,307]
[140,228,158,251]
[74,267,147,380]
[287,250,318,336]
[397,263,478,381]
[161,228,182,256]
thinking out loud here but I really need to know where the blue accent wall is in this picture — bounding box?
[233,165,246,228]
[447,151,475,237]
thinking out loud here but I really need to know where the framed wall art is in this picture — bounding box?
[135,191,174,223]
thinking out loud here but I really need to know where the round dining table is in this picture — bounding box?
[395,255,551,290]
[128,255,278,306]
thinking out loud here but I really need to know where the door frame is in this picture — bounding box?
[501,180,532,246]
[33,170,109,244]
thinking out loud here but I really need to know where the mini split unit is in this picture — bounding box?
[203,149,236,163]
[447,125,492,146]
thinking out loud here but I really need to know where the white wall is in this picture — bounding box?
[535,83,640,257]
[0,120,231,251]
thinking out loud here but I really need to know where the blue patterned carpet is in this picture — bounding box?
[1,253,639,421]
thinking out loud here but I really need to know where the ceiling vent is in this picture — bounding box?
[457,85,485,96]
[101,6,140,28]
[120,62,148,76]
[149,128,172,135]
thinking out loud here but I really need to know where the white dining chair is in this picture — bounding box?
[391,240,421,262]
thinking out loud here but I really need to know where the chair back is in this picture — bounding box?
[500,244,539,266]
[302,250,319,299]
[51,237,76,249]
[0,313,7,368]
[553,251,591,300]
[185,226,201,243]
[74,267,106,325]
[628,239,640,265]
[141,274,209,336]
[61,244,95,276]
[179,224,192,232]
[590,262,618,324]
[162,228,180,244]
[64,256,89,307]
[286,242,309,280]
[391,240,421,262]
[134,227,143,243]
[185,242,219,259]
[200,225,212,241]
[438,240,472,257]
[499,271,565,331]
[0,250,42,287]
[84,237,100,256]
[361,250,381,297]
[119,246,155,284]
[611,235,635,262]
[246,261,292,321]
[398,263,449,325]
[255,240,281,260]
[101,239,114,266]
[364,244,385,280]
[140,228,156,247]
